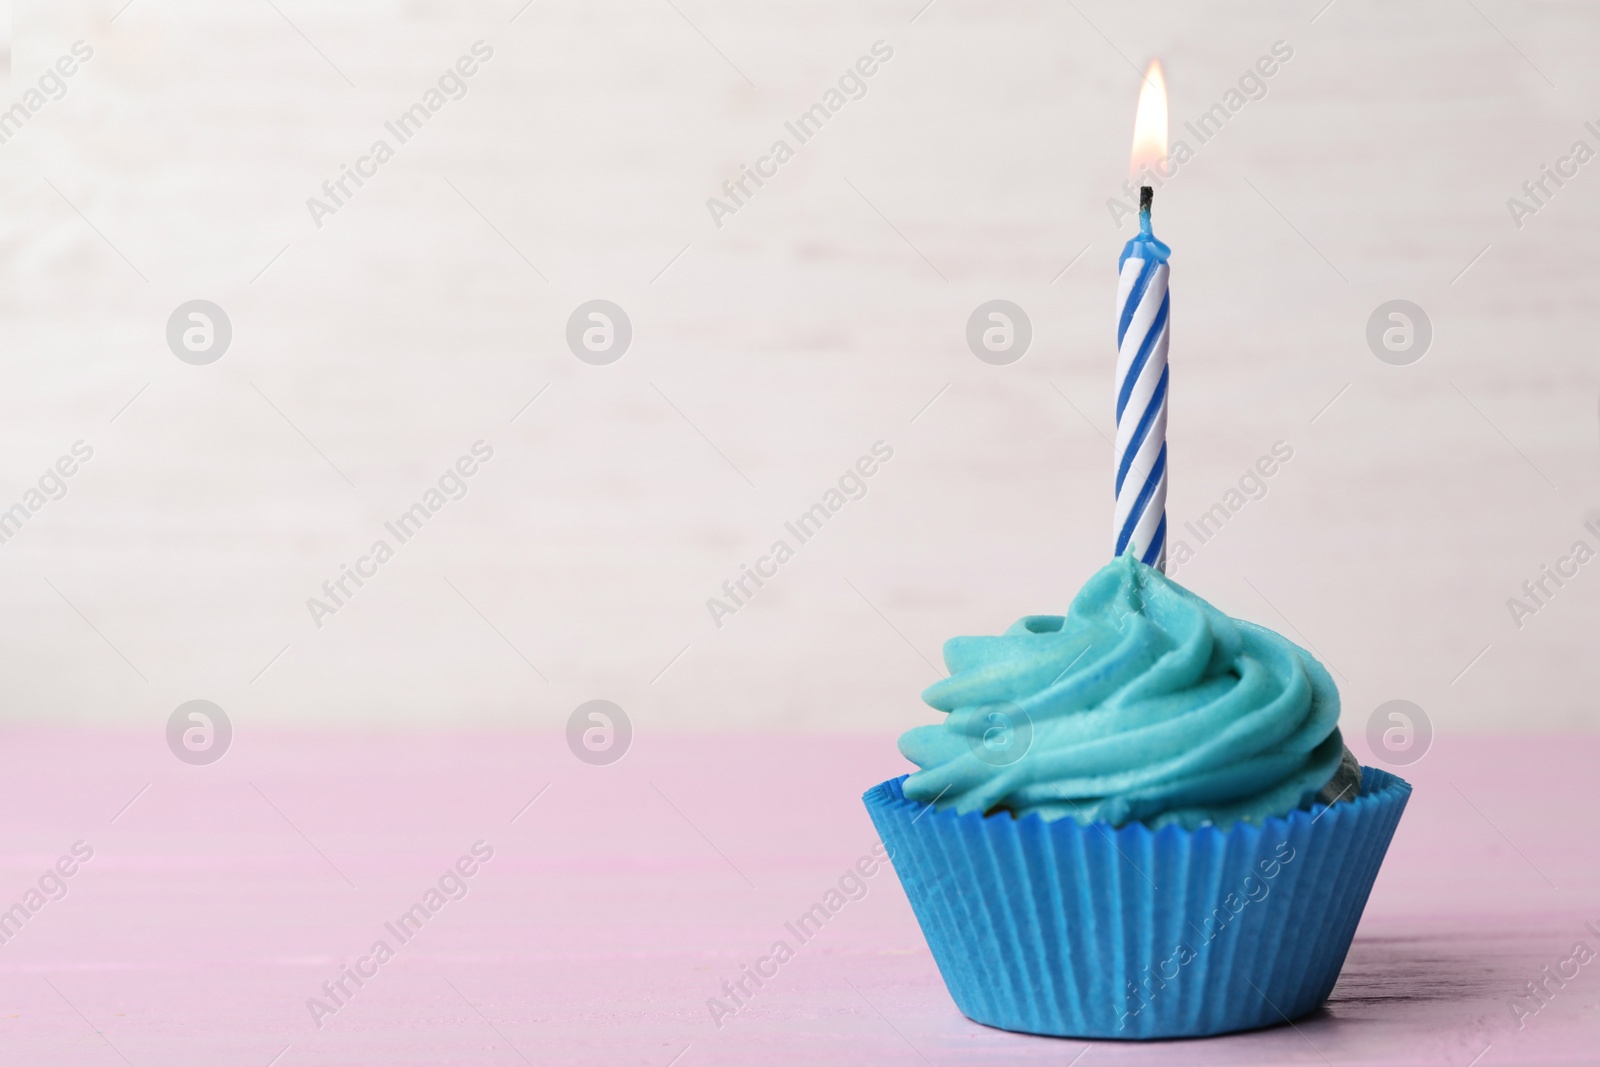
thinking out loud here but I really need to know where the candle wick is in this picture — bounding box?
[1138,185,1153,235]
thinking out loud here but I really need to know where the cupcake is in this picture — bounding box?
[864,554,1409,1039]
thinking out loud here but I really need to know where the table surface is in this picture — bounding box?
[0,729,1593,1066]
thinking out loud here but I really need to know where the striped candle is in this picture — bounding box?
[1114,187,1171,570]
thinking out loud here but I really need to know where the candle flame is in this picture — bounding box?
[1129,59,1167,180]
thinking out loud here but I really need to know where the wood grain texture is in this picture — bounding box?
[0,2,1595,732]
[0,730,1591,1064]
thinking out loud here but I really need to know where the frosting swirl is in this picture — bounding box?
[898,554,1346,830]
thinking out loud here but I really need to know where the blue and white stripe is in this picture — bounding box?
[1114,231,1170,570]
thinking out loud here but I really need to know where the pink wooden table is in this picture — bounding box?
[0,729,1592,1066]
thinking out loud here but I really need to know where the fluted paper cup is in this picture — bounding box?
[864,767,1409,1039]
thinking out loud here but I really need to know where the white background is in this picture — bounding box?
[0,0,1596,735]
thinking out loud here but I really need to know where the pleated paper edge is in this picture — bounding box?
[864,767,1411,1040]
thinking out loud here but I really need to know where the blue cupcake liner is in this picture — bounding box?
[864,766,1410,1039]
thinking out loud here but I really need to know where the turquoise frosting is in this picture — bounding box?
[898,554,1346,830]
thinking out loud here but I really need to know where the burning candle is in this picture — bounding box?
[1114,60,1172,569]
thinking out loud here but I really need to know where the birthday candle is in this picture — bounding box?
[1114,61,1171,570]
